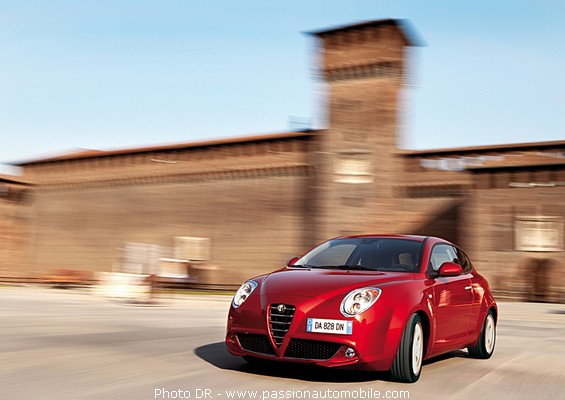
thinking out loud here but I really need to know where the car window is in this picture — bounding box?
[304,243,356,267]
[295,238,422,272]
[455,248,472,274]
[429,244,458,272]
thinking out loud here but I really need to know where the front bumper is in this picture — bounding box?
[225,295,398,371]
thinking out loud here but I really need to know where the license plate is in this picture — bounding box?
[306,318,353,335]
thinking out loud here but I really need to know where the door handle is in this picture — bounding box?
[465,285,472,290]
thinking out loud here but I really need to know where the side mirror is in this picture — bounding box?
[438,262,462,277]
[286,256,299,267]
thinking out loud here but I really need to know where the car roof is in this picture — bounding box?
[334,234,429,242]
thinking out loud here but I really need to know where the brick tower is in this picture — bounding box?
[310,19,422,239]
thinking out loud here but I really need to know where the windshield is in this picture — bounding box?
[294,238,422,273]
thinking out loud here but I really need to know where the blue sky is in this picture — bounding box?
[1,1,564,174]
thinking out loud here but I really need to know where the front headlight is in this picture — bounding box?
[340,287,382,317]
[232,280,258,308]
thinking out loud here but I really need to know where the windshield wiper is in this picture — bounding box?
[335,265,374,270]
[293,264,374,270]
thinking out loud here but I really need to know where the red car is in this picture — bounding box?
[225,235,497,382]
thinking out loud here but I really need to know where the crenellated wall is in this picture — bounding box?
[23,134,316,285]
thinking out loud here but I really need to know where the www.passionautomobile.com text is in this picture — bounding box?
[154,388,410,399]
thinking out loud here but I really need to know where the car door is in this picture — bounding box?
[456,248,486,336]
[429,244,473,352]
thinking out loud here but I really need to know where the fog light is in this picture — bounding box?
[345,347,356,359]
[228,334,237,344]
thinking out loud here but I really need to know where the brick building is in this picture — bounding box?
[0,175,32,279]
[2,19,564,300]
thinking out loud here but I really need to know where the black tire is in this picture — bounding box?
[468,310,496,359]
[390,314,424,383]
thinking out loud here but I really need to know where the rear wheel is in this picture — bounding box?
[390,314,424,383]
[468,310,496,359]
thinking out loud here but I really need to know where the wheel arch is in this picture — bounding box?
[414,309,431,358]
[472,291,498,334]
[488,305,498,323]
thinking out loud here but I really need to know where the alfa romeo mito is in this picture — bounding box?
[225,235,497,382]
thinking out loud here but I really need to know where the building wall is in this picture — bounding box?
[25,137,314,285]
[468,170,565,302]
[0,180,32,277]
[31,172,311,284]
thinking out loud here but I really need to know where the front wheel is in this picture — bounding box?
[468,310,496,359]
[390,314,424,383]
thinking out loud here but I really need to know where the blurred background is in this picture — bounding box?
[0,1,564,302]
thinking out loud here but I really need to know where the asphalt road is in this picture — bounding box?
[1,286,564,400]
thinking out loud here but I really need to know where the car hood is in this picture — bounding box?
[258,268,414,299]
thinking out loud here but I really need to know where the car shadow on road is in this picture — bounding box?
[195,342,388,383]
[422,349,468,366]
